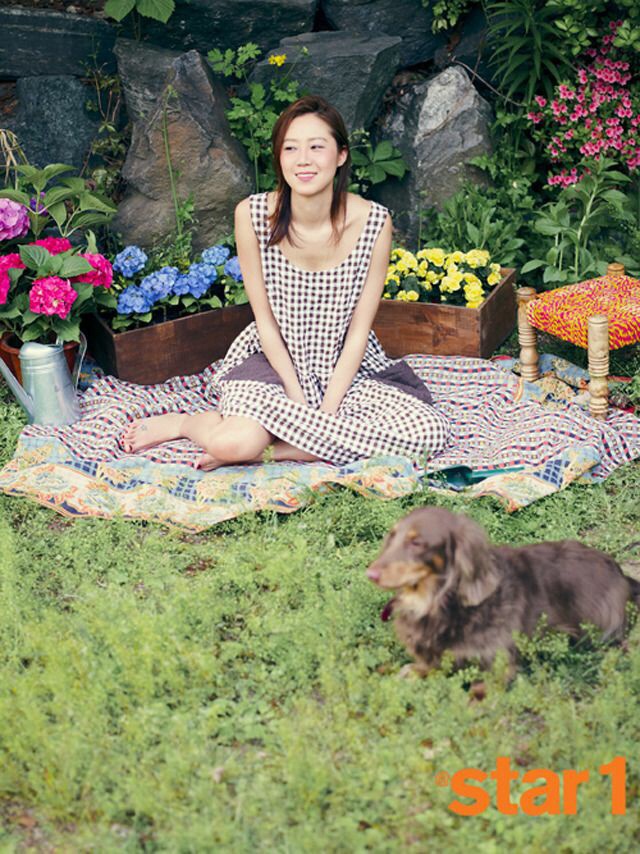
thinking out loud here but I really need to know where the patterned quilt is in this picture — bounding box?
[1,354,638,530]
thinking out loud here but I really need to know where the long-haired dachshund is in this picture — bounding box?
[366,507,640,677]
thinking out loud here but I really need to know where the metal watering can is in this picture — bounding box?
[0,334,87,426]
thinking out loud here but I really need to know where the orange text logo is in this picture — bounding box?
[436,756,626,816]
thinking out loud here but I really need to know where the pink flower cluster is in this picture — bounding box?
[33,237,73,255]
[528,20,640,185]
[0,253,25,305]
[29,276,78,320]
[71,252,113,288]
[0,199,29,241]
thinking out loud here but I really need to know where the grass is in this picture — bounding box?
[1,358,640,851]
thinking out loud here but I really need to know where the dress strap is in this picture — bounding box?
[249,192,271,248]
[355,201,389,271]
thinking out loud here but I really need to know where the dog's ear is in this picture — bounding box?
[451,516,501,607]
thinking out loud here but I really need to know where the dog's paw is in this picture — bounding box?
[397,662,430,680]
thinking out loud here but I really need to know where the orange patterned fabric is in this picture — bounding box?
[527,273,640,350]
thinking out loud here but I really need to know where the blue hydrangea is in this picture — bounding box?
[173,262,218,299]
[116,285,154,315]
[113,245,148,278]
[139,266,180,302]
[201,244,231,266]
[224,255,243,282]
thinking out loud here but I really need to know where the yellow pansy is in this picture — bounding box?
[406,290,419,301]
[440,274,462,293]
[487,272,501,286]
[417,261,429,278]
[404,253,418,271]
[490,262,501,275]
[426,270,440,284]
[396,259,409,274]
[268,54,287,66]
[424,248,446,266]
[447,250,465,265]
[416,249,430,261]
[463,272,482,287]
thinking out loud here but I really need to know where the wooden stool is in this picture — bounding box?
[517,263,640,420]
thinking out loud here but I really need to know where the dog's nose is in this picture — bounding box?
[366,567,381,583]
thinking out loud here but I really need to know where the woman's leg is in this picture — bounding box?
[122,411,223,453]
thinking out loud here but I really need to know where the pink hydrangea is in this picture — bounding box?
[0,199,29,241]
[32,237,73,255]
[71,252,113,288]
[29,276,78,320]
[0,252,26,305]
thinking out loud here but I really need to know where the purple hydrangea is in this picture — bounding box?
[139,266,179,302]
[116,285,154,315]
[224,255,243,282]
[113,245,148,278]
[173,262,218,299]
[0,198,29,241]
[201,244,231,266]
[30,192,48,215]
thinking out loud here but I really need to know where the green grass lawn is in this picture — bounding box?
[1,370,640,852]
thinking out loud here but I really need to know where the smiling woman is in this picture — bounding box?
[122,95,450,470]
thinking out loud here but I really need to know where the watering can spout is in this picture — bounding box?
[0,357,34,418]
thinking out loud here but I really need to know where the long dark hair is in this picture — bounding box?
[267,95,351,248]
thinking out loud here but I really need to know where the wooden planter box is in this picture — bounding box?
[83,304,255,385]
[83,270,516,385]
[372,268,517,359]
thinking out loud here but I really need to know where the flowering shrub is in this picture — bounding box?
[0,199,29,241]
[528,21,640,185]
[383,248,503,308]
[0,235,114,343]
[109,243,247,332]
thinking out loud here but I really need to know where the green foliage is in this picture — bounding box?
[521,158,638,285]
[428,0,476,31]
[0,164,116,240]
[104,0,175,24]
[547,0,640,56]
[349,130,408,196]
[83,65,129,199]
[486,0,576,103]
[208,44,304,193]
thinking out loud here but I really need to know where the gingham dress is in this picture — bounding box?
[210,192,450,466]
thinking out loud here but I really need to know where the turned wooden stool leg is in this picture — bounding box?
[588,314,609,420]
[607,262,625,276]
[517,287,539,382]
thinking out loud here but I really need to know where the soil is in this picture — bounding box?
[4,1,107,16]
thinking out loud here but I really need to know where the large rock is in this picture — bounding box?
[0,7,116,78]
[142,0,318,55]
[251,31,402,131]
[373,66,493,245]
[434,6,494,84]
[113,50,252,252]
[114,39,183,124]
[320,0,446,68]
[10,76,101,170]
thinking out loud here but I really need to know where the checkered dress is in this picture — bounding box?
[210,192,450,465]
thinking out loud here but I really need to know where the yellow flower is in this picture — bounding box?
[383,292,391,299]
[385,273,400,286]
[490,262,501,275]
[440,274,462,293]
[424,248,446,267]
[416,249,430,261]
[487,272,501,286]
[426,270,440,284]
[390,248,405,261]
[466,297,484,308]
[406,290,419,301]
[396,259,409,274]
[447,250,465,265]
[464,249,490,268]
[463,272,482,287]
[417,260,429,278]
[404,253,418,271]
[268,54,287,66]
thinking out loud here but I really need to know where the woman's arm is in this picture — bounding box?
[320,212,392,414]
[234,199,306,404]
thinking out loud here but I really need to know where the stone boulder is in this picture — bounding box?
[320,0,446,68]
[251,31,402,131]
[373,66,493,245]
[112,50,252,252]
[142,0,318,55]
[434,6,494,85]
[114,39,183,124]
[0,7,116,78]
[10,76,102,170]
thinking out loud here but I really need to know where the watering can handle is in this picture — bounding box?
[72,332,87,392]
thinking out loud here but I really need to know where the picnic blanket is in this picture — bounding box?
[1,354,639,530]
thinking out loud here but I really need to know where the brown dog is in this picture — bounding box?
[366,506,640,676]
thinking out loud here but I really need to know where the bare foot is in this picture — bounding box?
[122,413,187,453]
[196,452,225,471]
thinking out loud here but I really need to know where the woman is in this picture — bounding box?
[123,96,450,469]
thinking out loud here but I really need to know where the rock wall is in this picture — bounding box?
[0,1,496,248]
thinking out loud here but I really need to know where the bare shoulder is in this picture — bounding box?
[346,192,391,228]
[234,196,252,223]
